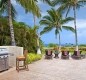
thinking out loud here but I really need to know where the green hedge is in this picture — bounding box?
[26,53,42,64]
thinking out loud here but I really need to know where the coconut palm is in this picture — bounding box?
[40,8,75,51]
[53,0,86,51]
[31,2,41,53]
[0,0,17,45]
[35,25,41,54]
[0,0,41,46]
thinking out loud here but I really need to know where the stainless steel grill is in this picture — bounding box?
[0,48,9,72]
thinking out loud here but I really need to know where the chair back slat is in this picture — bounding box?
[74,51,81,56]
[62,51,69,56]
[45,50,52,56]
[48,50,52,55]
[24,50,28,58]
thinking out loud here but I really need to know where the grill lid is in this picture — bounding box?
[0,48,8,55]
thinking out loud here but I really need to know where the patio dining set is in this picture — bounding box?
[45,50,86,60]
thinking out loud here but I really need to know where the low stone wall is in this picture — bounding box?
[0,46,23,68]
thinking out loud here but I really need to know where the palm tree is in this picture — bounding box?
[40,8,75,51]
[0,0,41,46]
[53,0,86,51]
[35,25,41,54]
[31,1,41,53]
[0,0,17,45]
[30,0,41,54]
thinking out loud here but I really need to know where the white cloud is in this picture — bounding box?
[76,19,86,29]
[65,19,86,29]
[64,19,86,38]
[41,12,48,16]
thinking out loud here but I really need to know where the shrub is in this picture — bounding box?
[48,43,58,47]
[26,53,42,64]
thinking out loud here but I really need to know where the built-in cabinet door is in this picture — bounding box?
[0,58,5,72]
[4,57,9,70]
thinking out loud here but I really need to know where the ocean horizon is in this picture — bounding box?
[44,43,86,47]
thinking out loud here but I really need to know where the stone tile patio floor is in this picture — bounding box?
[0,55,86,80]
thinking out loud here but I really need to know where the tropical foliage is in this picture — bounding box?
[27,53,42,63]
[48,43,58,47]
[0,17,43,52]
[0,0,41,46]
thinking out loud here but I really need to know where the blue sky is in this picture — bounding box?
[12,0,86,45]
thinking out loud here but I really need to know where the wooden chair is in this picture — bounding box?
[16,50,28,72]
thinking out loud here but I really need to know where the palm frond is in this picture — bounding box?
[0,0,17,19]
[78,0,86,5]
[56,3,69,15]
[47,8,57,22]
[52,0,64,6]
[16,0,41,18]
[40,19,52,26]
[62,26,75,32]
[61,17,74,24]
[40,26,54,35]
[41,0,53,6]
[43,15,54,22]
[65,6,71,17]
[0,0,7,8]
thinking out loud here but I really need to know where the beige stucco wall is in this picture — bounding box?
[0,46,23,67]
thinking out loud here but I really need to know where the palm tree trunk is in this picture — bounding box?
[37,35,39,47]
[33,14,36,26]
[73,6,78,51]
[58,32,61,52]
[33,15,41,54]
[8,0,16,46]
[37,34,41,54]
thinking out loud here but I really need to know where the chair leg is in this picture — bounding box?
[25,60,29,70]
[24,60,26,69]
[16,60,19,71]
[16,59,17,70]
[17,60,19,72]
[16,59,29,72]
[16,59,19,72]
